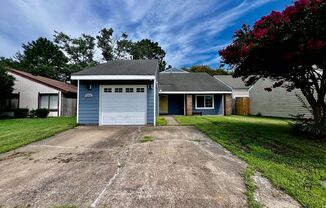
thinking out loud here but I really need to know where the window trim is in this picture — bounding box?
[195,95,214,109]
[38,93,59,112]
[0,93,20,110]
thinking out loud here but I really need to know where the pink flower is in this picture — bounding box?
[253,28,269,39]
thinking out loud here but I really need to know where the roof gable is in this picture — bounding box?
[8,69,77,94]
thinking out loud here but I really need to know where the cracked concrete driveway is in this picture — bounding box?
[0,126,247,208]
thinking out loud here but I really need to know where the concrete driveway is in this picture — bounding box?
[0,126,247,208]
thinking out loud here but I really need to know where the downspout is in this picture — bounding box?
[77,80,79,124]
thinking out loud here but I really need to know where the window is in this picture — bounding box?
[136,88,144,93]
[114,88,123,93]
[0,94,19,109]
[126,88,134,93]
[196,95,214,109]
[39,94,58,111]
[104,88,112,93]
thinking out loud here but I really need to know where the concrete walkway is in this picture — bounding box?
[164,116,179,126]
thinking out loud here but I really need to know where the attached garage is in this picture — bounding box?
[71,60,159,126]
[100,85,147,125]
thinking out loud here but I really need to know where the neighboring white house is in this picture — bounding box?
[214,75,312,118]
[3,69,77,117]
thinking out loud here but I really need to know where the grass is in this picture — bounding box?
[140,135,153,143]
[175,115,326,208]
[0,117,77,154]
[156,116,167,126]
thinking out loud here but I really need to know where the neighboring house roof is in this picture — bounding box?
[159,72,231,93]
[160,68,188,73]
[214,75,251,89]
[8,69,77,94]
[72,59,158,76]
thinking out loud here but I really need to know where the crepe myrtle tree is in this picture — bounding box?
[219,0,326,125]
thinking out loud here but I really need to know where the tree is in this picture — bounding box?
[219,0,326,125]
[54,31,97,72]
[131,39,167,71]
[0,64,15,107]
[16,37,68,81]
[186,65,232,76]
[96,28,133,61]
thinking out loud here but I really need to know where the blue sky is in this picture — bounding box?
[0,0,293,68]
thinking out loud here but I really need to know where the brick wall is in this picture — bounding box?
[186,94,192,116]
[224,94,232,116]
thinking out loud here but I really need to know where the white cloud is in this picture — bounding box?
[0,0,278,67]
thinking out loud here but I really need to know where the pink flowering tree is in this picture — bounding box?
[219,0,326,125]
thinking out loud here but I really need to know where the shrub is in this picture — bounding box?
[290,116,326,139]
[35,108,49,118]
[14,108,29,118]
[29,109,36,118]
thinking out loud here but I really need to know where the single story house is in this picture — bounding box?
[4,69,77,116]
[159,70,232,116]
[71,60,232,126]
[71,60,159,126]
[215,75,312,118]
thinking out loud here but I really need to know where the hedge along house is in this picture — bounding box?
[71,60,159,126]
[159,70,232,116]
[4,69,77,117]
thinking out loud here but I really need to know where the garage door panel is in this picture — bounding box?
[100,85,147,125]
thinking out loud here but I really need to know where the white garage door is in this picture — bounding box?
[100,85,147,125]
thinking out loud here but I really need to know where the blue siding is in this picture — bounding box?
[78,81,99,124]
[147,83,155,124]
[78,80,155,125]
[192,94,224,115]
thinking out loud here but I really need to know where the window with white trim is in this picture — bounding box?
[126,88,134,93]
[196,95,214,109]
[104,88,112,93]
[114,88,123,93]
[39,94,59,111]
[136,88,144,93]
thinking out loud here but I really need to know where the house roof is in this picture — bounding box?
[160,68,188,73]
[72,59,158,76]
[214,75,250,89]
[8,69,77,94]
[159,72,231,93]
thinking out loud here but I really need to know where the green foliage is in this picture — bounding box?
[290,116,326,139]
[0,117,76,153]
[175,115,326,208]
[131,39,166,71]
[0,65,15,104]
[184,65,232,76]
[14,108,29,118]
[156,117,167,126]
[245,166,263,208]
[140,136,153,143]
[35,108,49,118]
[54,31,97,72]
[16,37,68,81]
[96,28,115,61]
[219,0,326,125]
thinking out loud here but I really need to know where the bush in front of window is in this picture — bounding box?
[29,109,36,118]
[35,108,49,118]
[14,108,29,118]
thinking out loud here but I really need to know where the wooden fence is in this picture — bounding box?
[235,97,250,115]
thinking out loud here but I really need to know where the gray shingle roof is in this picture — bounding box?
[72,60,158,76]
[161,68,188,73]
[159,73,231,92]
[214,75,250,89]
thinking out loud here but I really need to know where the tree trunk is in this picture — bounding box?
[312,102,325,126]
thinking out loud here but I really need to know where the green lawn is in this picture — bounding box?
[175,116,326,208]
[0,117,77,154]
[156,116,167,126]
